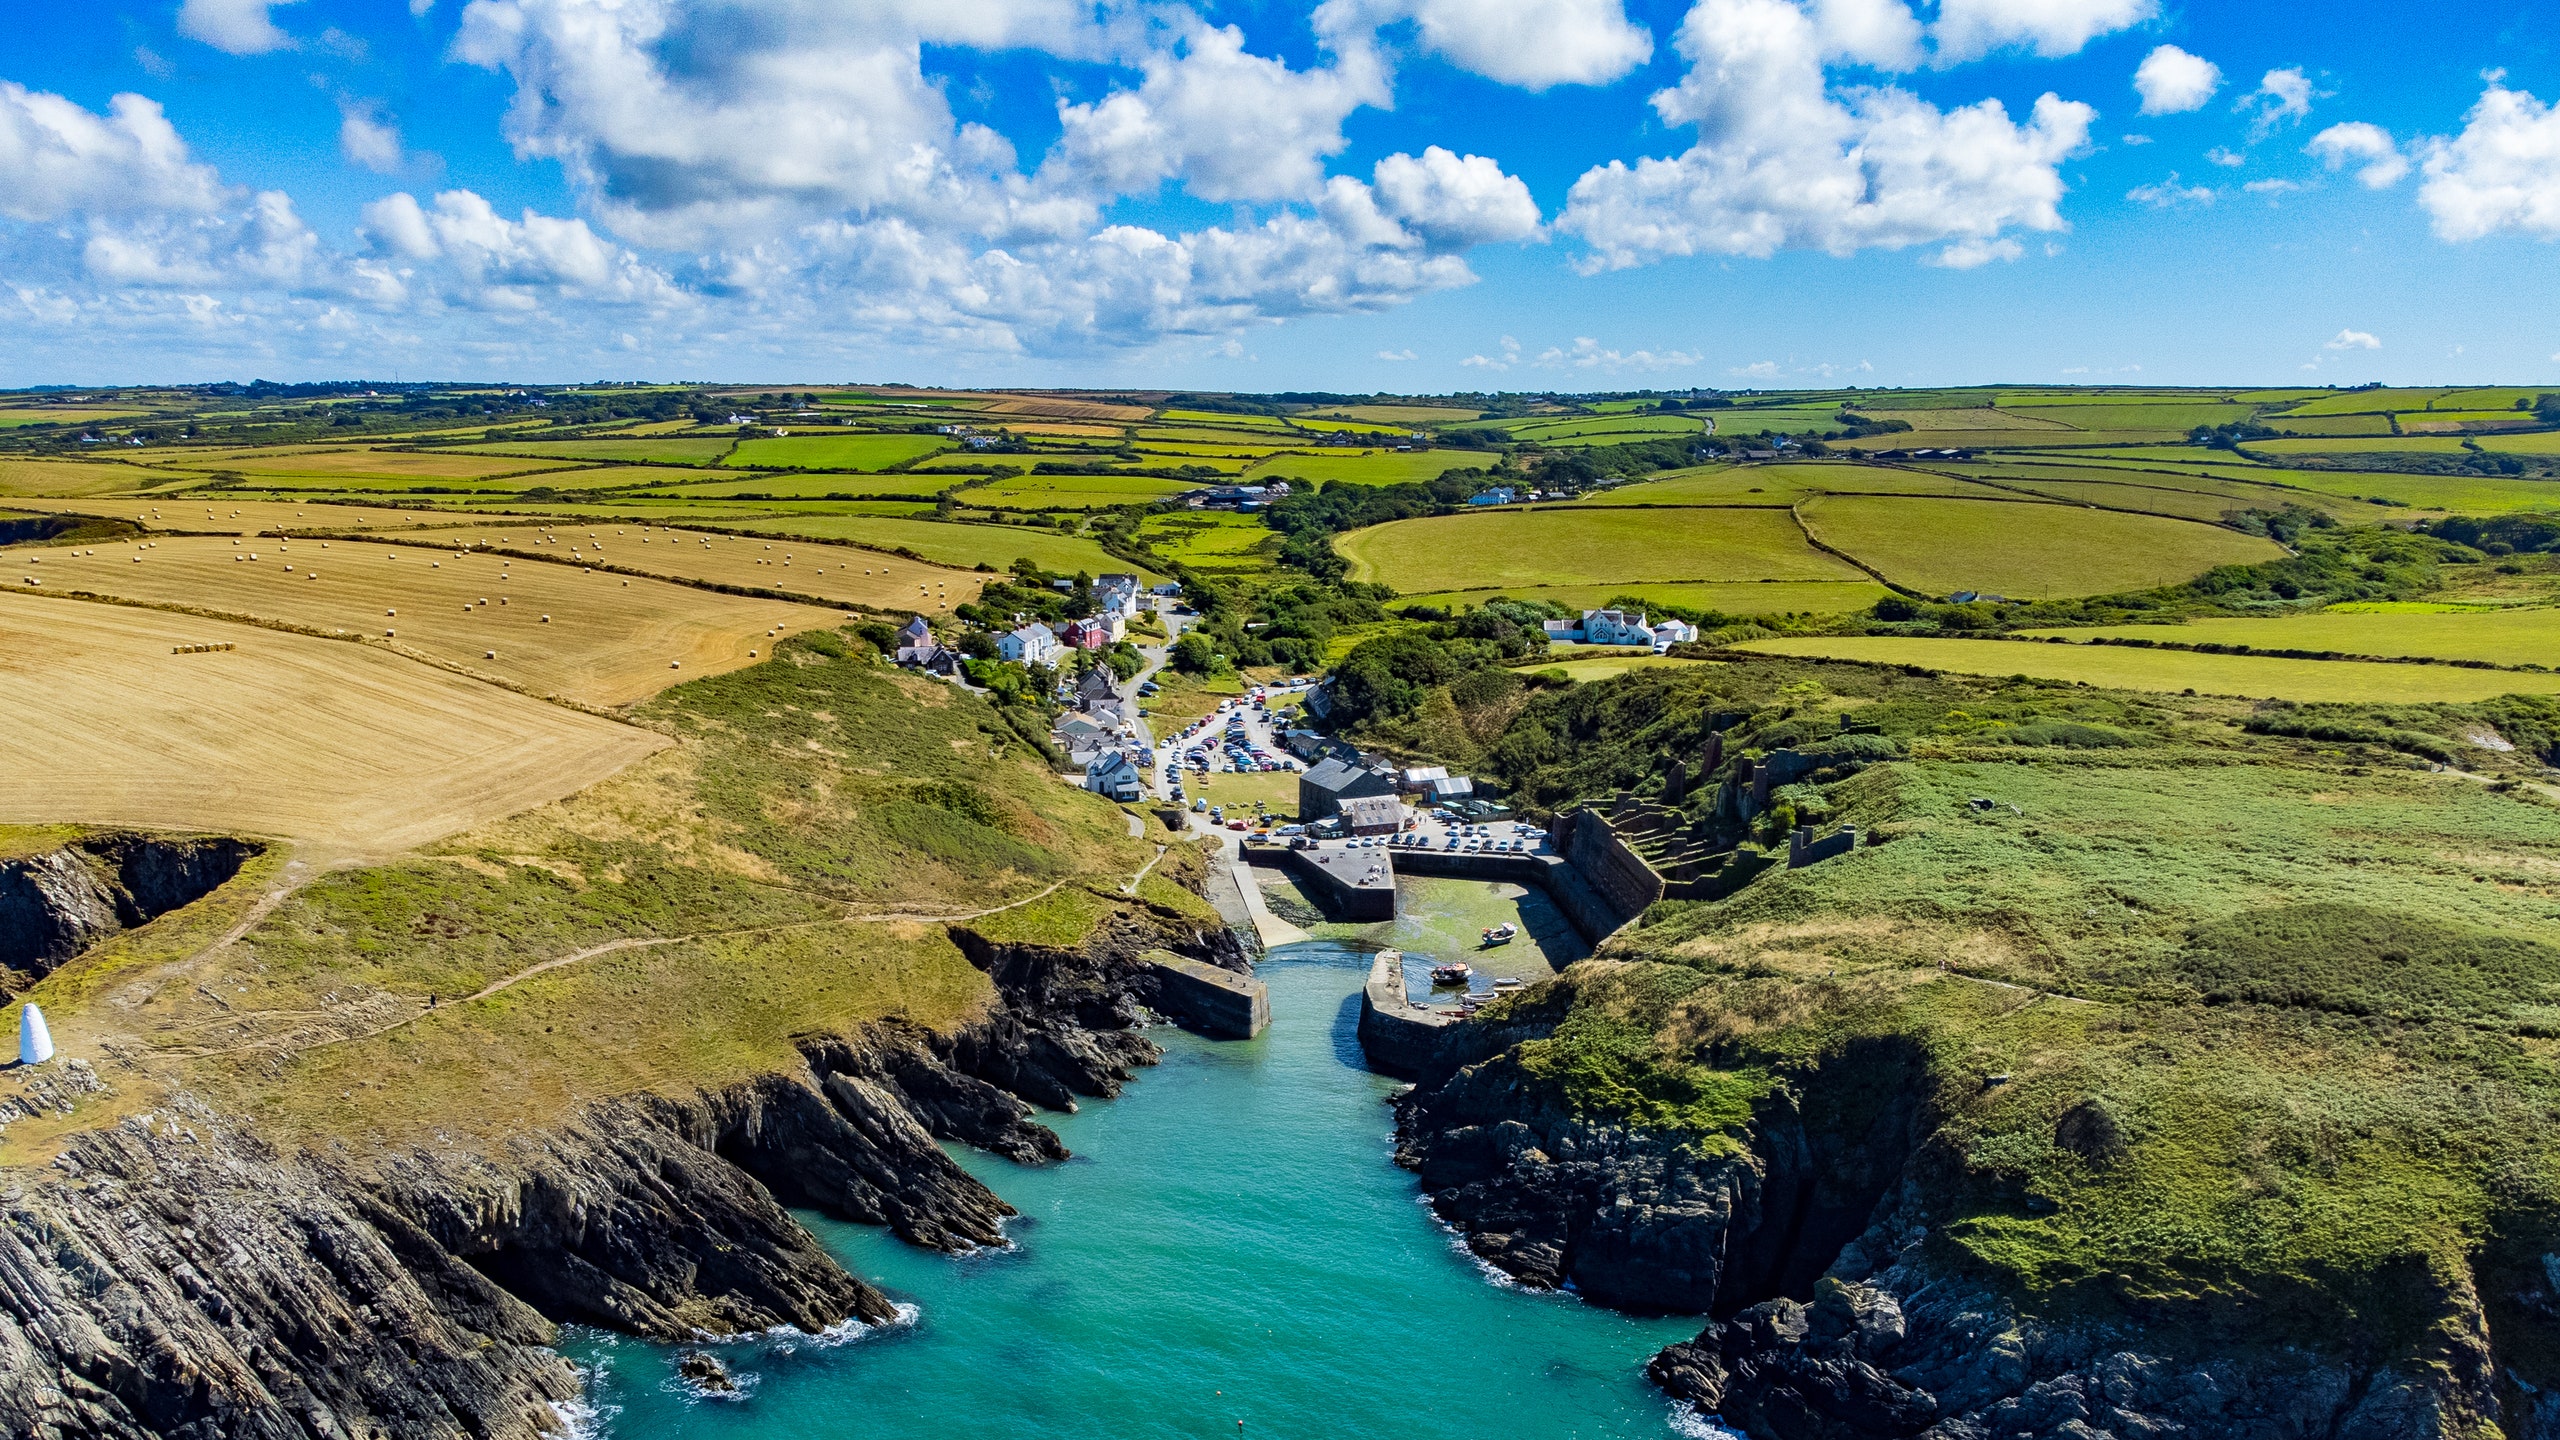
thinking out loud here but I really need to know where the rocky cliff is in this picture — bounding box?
[0,898,1236,1440]
[1397,1024,2516,1439]
[0,835,260,988]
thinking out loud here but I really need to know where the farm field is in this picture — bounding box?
[1851,407,2073,432]
[723,434,952,470]
[2255,434,2560,458]
[231,466,651,493]
[1951,460,2378,518]
[2019,607,2560,668]
[1732,635,2560,704]
[1536,654,1707,683]
[1795,494,2283,598]
[1400,580,1891,616]
[2,534,841,707]
[1974,477,2269,522]
[166,449,580,482]
[1305,405,1484,425]
[968,472,1207,509]
[1336,506,1860,594]
[5,496,572,534]
[0,460,168,496]
[474,522,987,612]
[1243,449,1487,486]
[1141,513,1281,573]
[629,472,943,499]
[1582,463,1992,505]
[729,512,1155,576]
[0,594,667,854]
[455,437,739,463]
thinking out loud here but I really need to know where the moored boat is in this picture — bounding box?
[1430,961,1473,986]
[1481,923,1518,946]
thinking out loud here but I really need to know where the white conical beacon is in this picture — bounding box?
[18,1003,53,1066]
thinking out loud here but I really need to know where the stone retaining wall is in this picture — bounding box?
[1143,950,1269,1039]
[1355,950,1452,1079]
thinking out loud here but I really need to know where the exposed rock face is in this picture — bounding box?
[0,901,1233,1439]
[1647,1221,2503,1440]
[0,835,260,986]
[1400,1026,2507,1439]
[1394,1038,1925,1314]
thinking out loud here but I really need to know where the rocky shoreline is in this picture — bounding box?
[1392,1021,2514,1440]
[0,903,1241,1440]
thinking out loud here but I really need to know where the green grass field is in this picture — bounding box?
[1796,494,2284,598]
[628,472,947,498]
[730,512,1156,576]
[2003,402,2264,433]
[456,437,739,464]
[2255,433,2560,458]
[1978,477,2271,522]
[0,460,166,496]
[1534,655,1708,683]
[2020,606,2560,668]
[1140,513,1282,573]
[1244,450,1490,486]
[1399,580,1892,616]
[1584,463,1991,506]
[722,434,952,470]
[1338,506,1860,594]
[1731,635,2560,703]
[232,466,653,493]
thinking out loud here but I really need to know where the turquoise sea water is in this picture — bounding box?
[562,884,1708,1440]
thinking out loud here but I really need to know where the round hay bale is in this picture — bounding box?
[540,614,551,623]
[486,650,496,659]
[385,628,396,637]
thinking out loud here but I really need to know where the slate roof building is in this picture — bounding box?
[1299,756,1395,821]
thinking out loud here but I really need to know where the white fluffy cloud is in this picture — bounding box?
[1370,146,1542,248]
[2416,82,2560,241]
[1316,0,1653,89]
[2127,172,2213,208]
[177,0,303,55]
[2133,44,2220,116]
[338,102,403,174]
[2326,328,2380,349]
[1046,22,1386,204]
[1932,0,2154,63]
[360,190,678,310]
[1558,0,2093,269]
[2240,67,2315,136]
[0,85,226,221]
[2308,122,2407,189]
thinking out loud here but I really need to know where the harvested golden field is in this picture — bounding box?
[0,595,666,853]
[2,497,566,534]
[474,520,989,613]
[166,448,579,482]
[4,534,840,707]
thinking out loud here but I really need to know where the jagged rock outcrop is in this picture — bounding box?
[1394,1037,1925,1314]
[1400,1021,2509,1438]
[0,835,260,986]
[1647,1214,2504,1440]
[0,893,1240,1439]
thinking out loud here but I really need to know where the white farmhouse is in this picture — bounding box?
[997,623,1063,665]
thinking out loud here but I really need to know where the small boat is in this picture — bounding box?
[1491,977,1525,993]
[1430,961,1473,986]
[1480,923,1519,947]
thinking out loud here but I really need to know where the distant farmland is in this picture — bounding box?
[1733,635,2560,704]
[4,533,841,707]
[1794,494,2283,598]
[1336,506,1859,594]
[0,595,667,854]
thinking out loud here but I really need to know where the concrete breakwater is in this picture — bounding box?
[1356,950,1455,1080]
[1142,950,1269,1039]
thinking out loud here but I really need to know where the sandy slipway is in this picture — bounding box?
[0,905,1242,1440]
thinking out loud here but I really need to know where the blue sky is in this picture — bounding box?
[0,0,2554,390]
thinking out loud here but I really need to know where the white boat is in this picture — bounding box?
[1430,961,1473,986]
[1480,923,1518,947]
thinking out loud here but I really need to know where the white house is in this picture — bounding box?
[1580,608,1656,646]
[1086,751,1143,802]
[1094,573,1141,619]
[998,623,1062,665]
[1650,619,1700,651]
